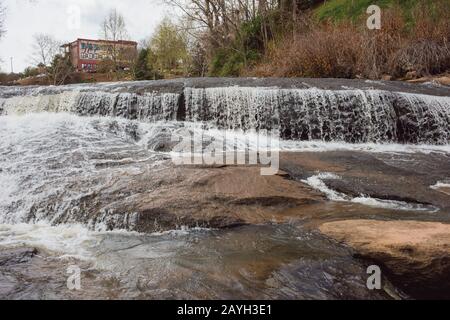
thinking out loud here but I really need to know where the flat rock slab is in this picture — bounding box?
[2,77,449,97]
[280,151,450,213]
[128,166,326,232]
[319,220,450,299]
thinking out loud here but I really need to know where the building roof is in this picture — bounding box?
[61,38,138,47]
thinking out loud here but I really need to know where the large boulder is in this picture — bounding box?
[319,220,450,299]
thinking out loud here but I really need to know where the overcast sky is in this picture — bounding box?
[0,0,172,72]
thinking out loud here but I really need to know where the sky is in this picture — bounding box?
[0,0,172,72]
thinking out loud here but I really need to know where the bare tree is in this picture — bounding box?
[102,8,128,42]
[100,9,130,78]
[163,0,281,63]
[31,33,60,66]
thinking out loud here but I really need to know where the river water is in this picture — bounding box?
[0,80,449,299]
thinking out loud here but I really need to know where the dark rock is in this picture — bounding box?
[0,248,38,267]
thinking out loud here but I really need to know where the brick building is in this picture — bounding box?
[62,38,138,72]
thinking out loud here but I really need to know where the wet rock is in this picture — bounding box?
[2,78,449,144]
[435,186,450,196]
[110,166,326,233]
[280,151,450,213]
[407,75,450,86]
[319,220,450,299]
[0,248,38,267]
[132,208,247,233]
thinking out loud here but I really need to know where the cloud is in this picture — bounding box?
[0,0,172,72]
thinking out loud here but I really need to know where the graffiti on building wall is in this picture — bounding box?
[79,41,110,61]
[72,39,137,72]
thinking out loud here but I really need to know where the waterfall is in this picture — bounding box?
[184,87,450,144]
[0,90,181,122]
[0,79,449,229]
[1,81,449,144]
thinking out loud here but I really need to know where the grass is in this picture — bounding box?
[314,0,435,22]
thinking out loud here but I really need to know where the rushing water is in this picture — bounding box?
[1,81,450,144]
[0,80,449,299]
[1,221,405,300]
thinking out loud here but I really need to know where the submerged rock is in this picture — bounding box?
[319,220,450,299]
[0,248,38,267]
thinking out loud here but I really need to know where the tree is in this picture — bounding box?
[48,54,74,85]
[162,0,318,76]
[31,34,60,66]
[101,9,130,78]
[23,66,40,78]
[134,48,161,80]
[188,38,208,76]
[149,18,189,76]
[102,8,128,42]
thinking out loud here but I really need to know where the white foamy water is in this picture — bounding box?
[2,84,450,144]
[0,112,447,228]
[163,121,450,155]
[0,113,169,226]
[302,173,439,212]
[0,223,96,260]
[184,87,450,144]
[431,182,450,189]
[279,140,450,154]
[0,222,211,262]
[0,89,180,122]
[301,173,345,201]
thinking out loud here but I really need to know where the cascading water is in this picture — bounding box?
[184,87,450,144]
[0,113,166,228]
[0,79,449,300]
[2,80,449,144]
[0,89,180,122]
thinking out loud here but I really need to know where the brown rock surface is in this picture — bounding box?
[92,150,450,232]
[319,219,450,299]
[131,166,326,232]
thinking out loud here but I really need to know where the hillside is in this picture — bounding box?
[314,0,433,21]
[248,0,449,80]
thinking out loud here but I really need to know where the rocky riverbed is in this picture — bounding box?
[0,78,449,300]
[1,148,449,299]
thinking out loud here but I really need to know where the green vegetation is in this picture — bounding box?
[314,0,444,22]
[315,0,393,22]
[253,0,449,79]
[210,17,264,76]
[148,18,189,77]
[134,48,161,80]
[4,0,447,86]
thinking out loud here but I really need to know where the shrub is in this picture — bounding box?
[252,21,363,78]
[389,39,450,77]
[251,1,450,80]
[209,16,265,77]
